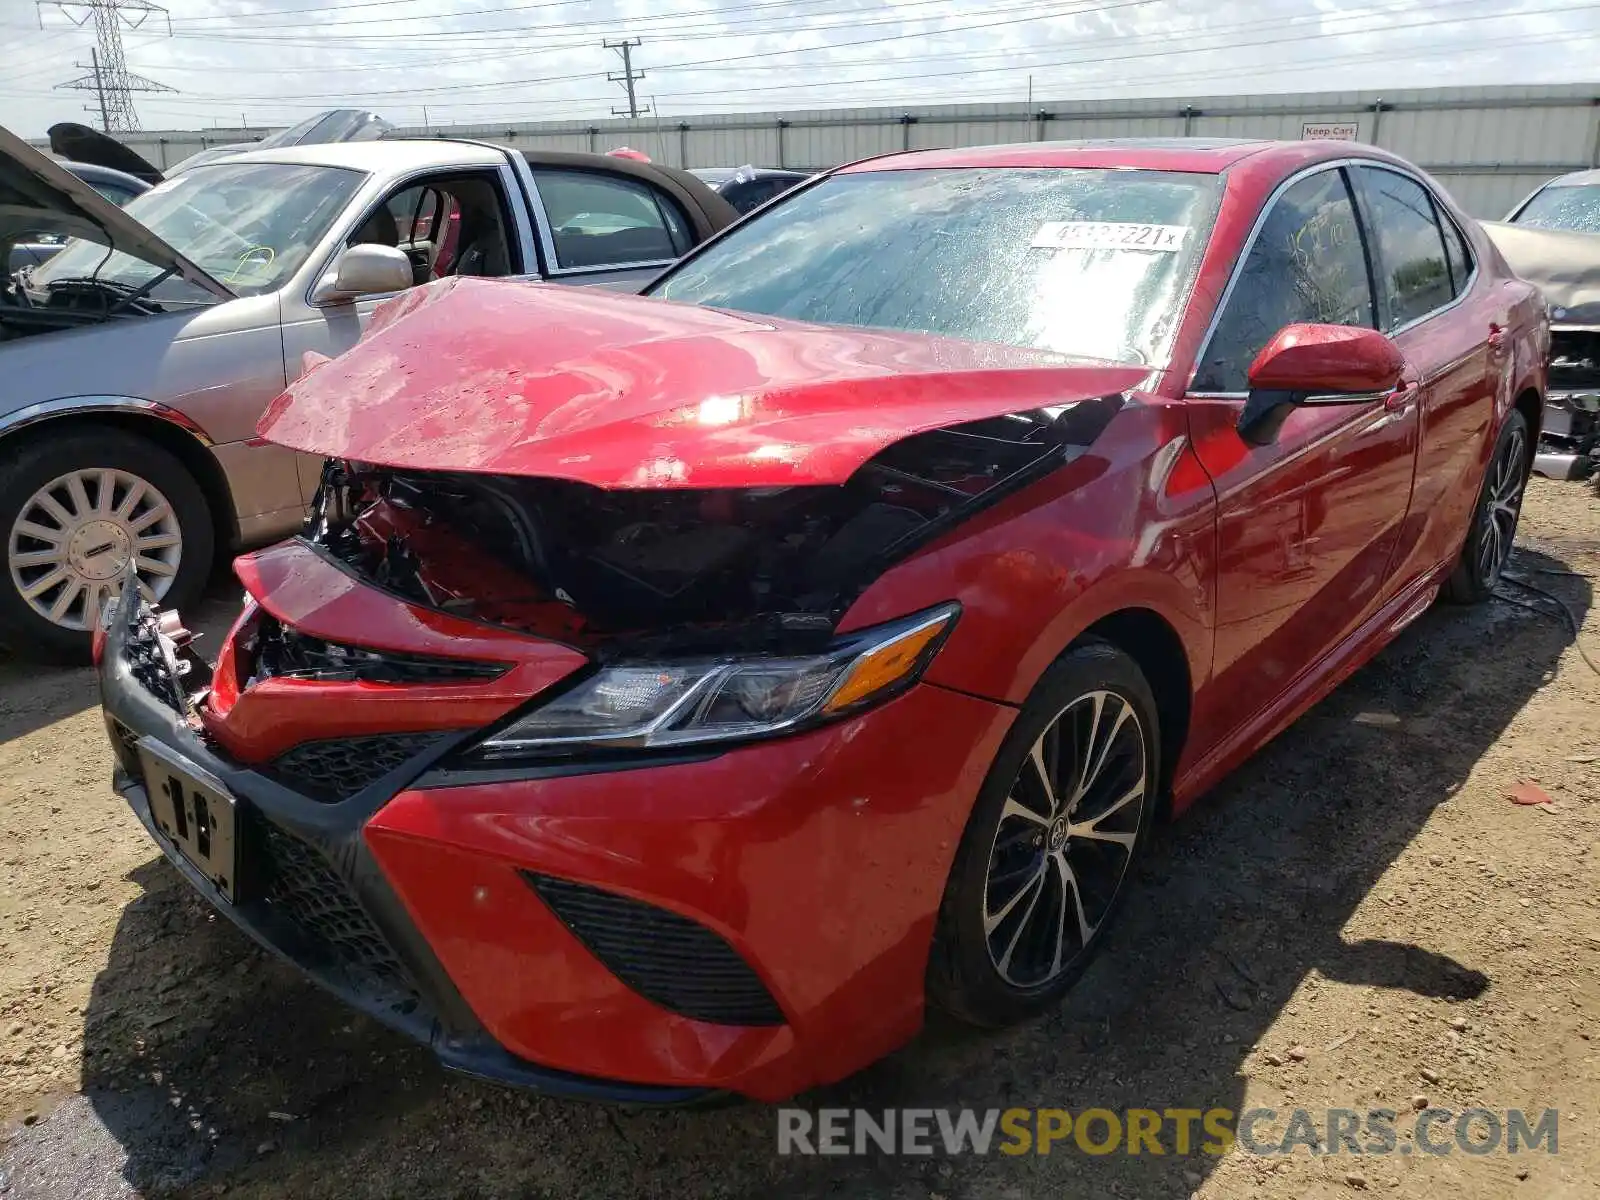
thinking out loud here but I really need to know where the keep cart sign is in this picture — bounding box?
[1301,121,1360,141]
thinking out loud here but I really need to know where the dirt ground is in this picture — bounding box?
[1,478,1597,1200]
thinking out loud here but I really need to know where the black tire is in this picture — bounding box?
[1443,410,1531,605]
[927,640,1160,1028]
[0,428,214,663]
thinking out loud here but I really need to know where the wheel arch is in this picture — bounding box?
[1070,606,1194,815]
[0,398,239,551]
[1512,386,1542,450]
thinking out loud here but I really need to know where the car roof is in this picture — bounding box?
[843,138,1361,175]
[210,137,506,173]
[1534,167,1600,189]
[59,159,151,193]
[692,166,807,181]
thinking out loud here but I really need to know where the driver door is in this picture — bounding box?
[1186,165,1420,739]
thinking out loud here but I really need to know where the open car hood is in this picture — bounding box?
[0,124,231,299]
[1483,220,1600,326]
[46,122,164,184]
[258,276,1148,489]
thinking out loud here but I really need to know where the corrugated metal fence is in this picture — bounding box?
[74,83,1600,218]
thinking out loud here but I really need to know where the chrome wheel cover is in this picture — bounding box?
[983,689,1149,988]
[8,468,181,631]
[1478,424,1528,587]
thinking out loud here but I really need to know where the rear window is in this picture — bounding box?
[650,167,1222,367]
[1512,184,1600,234]
[531,168,690,268]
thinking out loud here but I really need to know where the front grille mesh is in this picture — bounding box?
[258,822,420,1015]
[527,873,785,1026]
[268,733,444,802]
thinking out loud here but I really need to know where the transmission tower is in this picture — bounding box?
[38,0,176,133]
[603,37,648,119]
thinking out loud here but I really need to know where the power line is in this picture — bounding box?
[159,0,1080,47]
[37,0,176,131]
[101,0,1115,101]
[604,36,647,119]
[73,0,1578,108]
[174,0,849,32]
[55,0,1457,91]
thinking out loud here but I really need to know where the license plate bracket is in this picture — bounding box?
[138,738,241,904]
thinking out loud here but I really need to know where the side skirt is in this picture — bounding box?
[1171,564,1449,811]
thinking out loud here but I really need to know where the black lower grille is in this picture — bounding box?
[269,733,444,802]
[526,874,784,1026]
[106,718,144,782]
[258,822,420,1015]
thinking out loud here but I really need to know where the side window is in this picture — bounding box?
[386,186,440,243]
[1195,168,1375,393]
[89,182,138,207]
[531,167,689,269]
[347,173,516,281]
[1356,166,1454,329]
[1438,204,1473,294]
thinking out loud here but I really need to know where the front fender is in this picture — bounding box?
[838,403,1217,708]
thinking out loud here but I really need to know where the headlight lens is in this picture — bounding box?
[472,603,958,759]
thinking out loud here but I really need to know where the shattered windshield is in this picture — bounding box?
[1512,183,1600,234]
[32,161,365,299]
[650,167,1221,366]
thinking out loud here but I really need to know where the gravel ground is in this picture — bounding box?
[1,478,1597,1200]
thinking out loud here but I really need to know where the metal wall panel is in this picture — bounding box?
[49,83,1600,217]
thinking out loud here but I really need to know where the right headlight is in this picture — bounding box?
[470,603,959,760]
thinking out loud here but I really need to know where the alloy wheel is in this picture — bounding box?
[1478,424,1528,587]
[982,689,1149,989]
[8,468,182,631]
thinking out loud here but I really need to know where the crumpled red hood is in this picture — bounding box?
[258,276,1147,488]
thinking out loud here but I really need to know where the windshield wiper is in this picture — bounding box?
[42,270,173,314]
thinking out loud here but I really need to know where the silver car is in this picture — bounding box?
[0,127,735,658]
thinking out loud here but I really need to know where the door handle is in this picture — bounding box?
[1384,381,1419,412]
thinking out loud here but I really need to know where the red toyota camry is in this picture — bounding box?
[97,138,1545,1103]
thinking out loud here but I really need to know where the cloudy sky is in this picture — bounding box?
[2,0,1597,136]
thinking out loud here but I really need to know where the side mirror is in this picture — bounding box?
[1237,324,1406,446]
[312,243,413,305]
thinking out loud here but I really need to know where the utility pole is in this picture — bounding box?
[39,0,175,132]
[603,37,648,119]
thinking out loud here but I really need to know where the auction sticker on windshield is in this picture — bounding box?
[1031,221,1188,251]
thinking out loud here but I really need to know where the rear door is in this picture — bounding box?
[523,165,697,292]
[1187,164,1420,726]
[1350,165,1507,593]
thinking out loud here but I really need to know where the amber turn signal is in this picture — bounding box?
[823,608,957,715]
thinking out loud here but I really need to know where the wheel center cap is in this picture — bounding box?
[1047,816,1069,852]
[68,520,131,582]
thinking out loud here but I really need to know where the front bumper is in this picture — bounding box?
[1535,390,1600,480]
[98,589,1015,1102]
[97,592,718,1104]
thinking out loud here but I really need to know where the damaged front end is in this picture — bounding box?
[305,398,1123,654]
[1540,329,1600,480]
[281,397,1123,758]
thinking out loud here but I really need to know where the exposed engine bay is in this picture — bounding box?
[0,271,165,341]
[1546,329,1600,478]
[303,397,1123,656]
